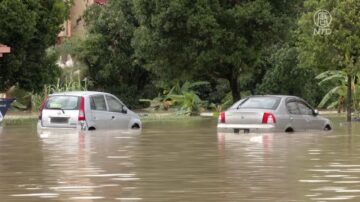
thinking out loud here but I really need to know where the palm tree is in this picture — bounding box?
[139,81,209,115]
[316,70,360,113]
[166,81,209,115]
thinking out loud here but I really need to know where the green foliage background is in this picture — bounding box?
[3,0,360,115]
[80,0,317,109]
[0,0,71,92]
[80,1,154,108]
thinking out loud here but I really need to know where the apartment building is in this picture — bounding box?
[58,0,107,68]
[58,0,108,40]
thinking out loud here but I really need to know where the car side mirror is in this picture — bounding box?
[121,106,127,114]
[313,109,319,116]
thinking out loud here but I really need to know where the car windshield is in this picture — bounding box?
[238,97,281,110]
[45,96,79,110]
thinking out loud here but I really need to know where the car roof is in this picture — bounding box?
[49,91,111,97]
[248,95,300,99]
[248,95,311,104]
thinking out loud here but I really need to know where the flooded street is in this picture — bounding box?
[1,118,360,201]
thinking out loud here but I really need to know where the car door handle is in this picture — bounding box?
[290,117,294,120]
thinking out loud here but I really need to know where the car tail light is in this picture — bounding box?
[38,96,48,120]
[262,112,276,124]
[219,112,226,123]
[78,96,86,121]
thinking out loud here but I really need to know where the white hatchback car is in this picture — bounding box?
[37,91,141,131]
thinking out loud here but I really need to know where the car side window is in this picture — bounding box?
[90,95,107,111]
[286,101,300,114]
[298,102,313,115]
[106,95,123,113]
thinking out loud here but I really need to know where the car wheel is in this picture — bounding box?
[131,124,140,129]
[324,125,332,131]
[285,127,294,133]
[88,126,96,131]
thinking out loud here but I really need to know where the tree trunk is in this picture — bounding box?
[228,74,241,103]
[347,74,352,122]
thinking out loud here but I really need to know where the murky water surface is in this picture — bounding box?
[1,117,360,201]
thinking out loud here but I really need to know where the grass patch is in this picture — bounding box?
[2,112,38,126]
[3,117,38,126]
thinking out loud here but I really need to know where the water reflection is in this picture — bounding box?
[3,118,360,201]
[296,120,360,201]
[215,118,360,201]
[39,129,142,201]
[0,124,143,201]
[218,117,360,201]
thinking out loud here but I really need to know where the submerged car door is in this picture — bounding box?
[297,101,323,130]
[90,94,110,129]
[105,95,130,130]
[285,99,307,131]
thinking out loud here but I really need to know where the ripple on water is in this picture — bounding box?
[5,119,360,201]
[83,173,136,177]
[10,193,59,197]
[299,180,330,183]
[70,196,104,200]
[50,185,101,191]
[311,196,356,201]
[115,198,143,201]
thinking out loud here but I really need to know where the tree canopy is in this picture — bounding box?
[0,0,71,92]
[256,45,322,106]
[4,0,358,117]
[297,0,360,121]
[132,0,300,101]
[81,1,153,106]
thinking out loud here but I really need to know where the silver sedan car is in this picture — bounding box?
[217,95,332,133]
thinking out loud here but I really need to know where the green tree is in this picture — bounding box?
[166,81,209,115]
[0,0,71,92]
[316,70,347,113]
[297,0,360,121]
[316,70,360,114]
[257,45,322,106]
[132,0,298,102]
[81,1,153,107]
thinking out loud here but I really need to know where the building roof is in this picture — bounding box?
[0,44,10,57]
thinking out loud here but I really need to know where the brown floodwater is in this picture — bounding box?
[1,117,360,201]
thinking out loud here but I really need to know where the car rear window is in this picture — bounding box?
[229,98,246,109]
[45,96,79,110]
[239,97,281,110]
